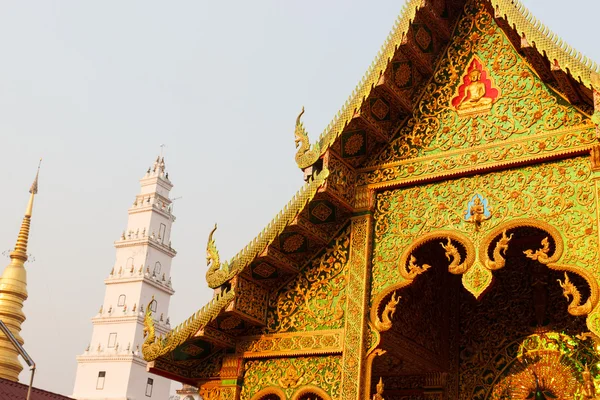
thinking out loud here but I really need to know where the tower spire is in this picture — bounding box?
[0,160,41,381]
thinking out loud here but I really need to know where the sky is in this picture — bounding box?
[0,0,598,396]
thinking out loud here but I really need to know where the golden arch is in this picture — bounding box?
[371,229,475,330]
[479,218,563,265]
[397,229,476,280]
[370,219,600,333]
[249,387,287,400]
[290,386,332,400]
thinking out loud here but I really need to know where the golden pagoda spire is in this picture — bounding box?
[0,160,40,381]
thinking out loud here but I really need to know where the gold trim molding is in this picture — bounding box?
[236,329,343,359]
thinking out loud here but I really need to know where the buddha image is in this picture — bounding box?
[457,67,494,110]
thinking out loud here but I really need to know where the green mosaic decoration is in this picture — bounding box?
[372,157,598,303]
[360,0,594,185]
[240,356,342,400]
[262,225,350,334]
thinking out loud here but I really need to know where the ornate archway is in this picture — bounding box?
[249,387,286,400]
[372,219,599,333]
[368,220,600,398]
[290,385,332,400]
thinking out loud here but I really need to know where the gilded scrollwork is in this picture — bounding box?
[367,0,590,169]
[341,216,372,399]
[233,276,269,324]
[357,126,596,187]
[372,157,598,316]
[262,226,349,334]
[236,329,342,358]
[240,356,341,400]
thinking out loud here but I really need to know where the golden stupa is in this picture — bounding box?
[0,163,40,381]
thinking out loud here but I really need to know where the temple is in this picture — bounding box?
[143,0,600,399]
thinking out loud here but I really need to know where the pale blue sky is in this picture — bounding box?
[0,0,598,396]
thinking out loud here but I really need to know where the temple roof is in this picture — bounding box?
[296,0,599,170]
[144,0,599,380]
[0,377,72,400]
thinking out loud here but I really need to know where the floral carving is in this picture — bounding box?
[359,0,593,188]
[372,157,598,303]
[263,226,350,333]
[241,356,341,400]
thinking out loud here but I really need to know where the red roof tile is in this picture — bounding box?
[0,377,72,400]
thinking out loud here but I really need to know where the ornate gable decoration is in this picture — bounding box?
[452,57,499,117]
[362,0,593,184]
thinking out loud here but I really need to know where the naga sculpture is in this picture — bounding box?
[558,272,593,316]
[142,288,236,361]
[294,107,321,169]
[374,292,400,331]
[206,224,236,289]
[441,238,469,274]
[142,307,159,358]
[485,230,513,270]
[405,255,431,279]
[524,237,551,263]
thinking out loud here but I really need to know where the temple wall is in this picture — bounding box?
[240,355,342,400]
[371,156,599,306]
[258,225,350,335]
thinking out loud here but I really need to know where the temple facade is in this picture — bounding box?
[142,0,600,399]
[73,157,176,400]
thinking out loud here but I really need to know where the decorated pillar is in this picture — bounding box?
[340,212,373,400]
[586,146,600,337]
[590,73,600,139]
[199,355,243,400]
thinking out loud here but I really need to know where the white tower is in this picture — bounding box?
[73,157,176,400]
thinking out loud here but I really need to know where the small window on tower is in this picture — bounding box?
[149,299,157,313]
[117,294,126,306]
[108,333,117,348]
[159,223,166,243]
[154,262,161,275]
[145,378,154,397]
[96,371,106,390]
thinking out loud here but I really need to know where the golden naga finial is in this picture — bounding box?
[557,272,593,316]
[524,237,551,263]
[294,107,321,169]
[207,223,220,268]
[374,292,400,332]
[441,238,468,275]
[205,224,235,289]
[485,230,513,271]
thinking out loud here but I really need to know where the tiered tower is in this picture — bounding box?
[73,157,176,400]
[0,166,39,381]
